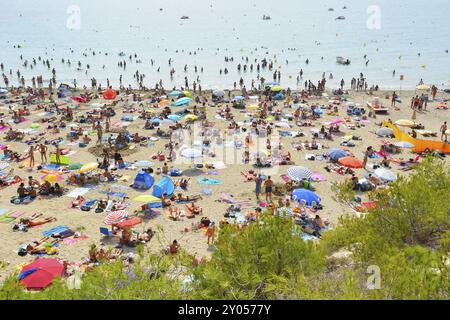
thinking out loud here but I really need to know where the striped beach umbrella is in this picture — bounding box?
[103,210,128,225]
[287,166,313,181]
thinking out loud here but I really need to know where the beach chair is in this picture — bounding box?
[100,227,113,237]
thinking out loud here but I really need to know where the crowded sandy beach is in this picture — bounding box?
[0,1,449,302]
[0,77,449,285]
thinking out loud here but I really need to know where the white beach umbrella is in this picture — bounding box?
[287,166,313,182]
[374,168,397,182]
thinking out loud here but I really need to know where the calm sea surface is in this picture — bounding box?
[1,0,449,89]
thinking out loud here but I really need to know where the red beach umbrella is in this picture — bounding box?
[20,258,65,289]
[338,156,364,168]
[115,216,142,228]
[103,88,117,100]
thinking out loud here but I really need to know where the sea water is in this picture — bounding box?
[0,0,449,89]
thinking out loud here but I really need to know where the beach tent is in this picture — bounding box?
[287,166,313,181]
[328,148,348,161]
[175,97,192,106]
[183,91,193,98]
[132,171,154,190]
[152,176,175,198]
[291,189,321,206]
[338,156,364,168]
[376,127,394,137]
[103,88,117,100]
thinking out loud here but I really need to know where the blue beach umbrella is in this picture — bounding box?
[175,97,192,106]
[169,90,182,97]
[168,114,183,121]
[328,148,348,161]
[291,189,320,206]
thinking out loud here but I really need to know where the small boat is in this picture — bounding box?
[336,56,351,65]
[118,52,125,57]
[328,8,334,11]
[336,16,346,20]
[180,16,189,20]
[263,15,271,20]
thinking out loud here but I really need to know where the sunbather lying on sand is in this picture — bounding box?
[166,204,180,220]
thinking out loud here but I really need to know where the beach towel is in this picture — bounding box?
[66,187,90,198]
[0,216,15,223]
[198,177,222,185]
[50,154,70,165]
[0,208,9,216]
[42,225,70,237]
[63,235,88,245]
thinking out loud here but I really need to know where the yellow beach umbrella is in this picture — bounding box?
[266,116,275,121]
[184,114,198,121]
[41,173,63,183]
[183,91,193,98]
[79,162,98,173]
[132,195,161,203]
[395,119,415,127]
[416,84,430,91]
[271,85,283,92]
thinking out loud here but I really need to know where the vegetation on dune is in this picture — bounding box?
[0,157,448,300]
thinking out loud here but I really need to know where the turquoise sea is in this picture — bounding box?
[1,0,449,89]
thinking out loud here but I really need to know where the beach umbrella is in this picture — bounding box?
[374,168,397,182]
[41,173,63,183]
[175,97,192,106]
[271,85,283,92]
[328,148,348,161]
[103,88,117,100]
[395,119,415,127]
[338,156,364,168]
[446,129,450,135]
[183,91,193,98]
[151,117,161,123]
[181,148,202,158]
[20,258,64,290]
[287,166,313,181]
[168,90,182,97]
[158,99,170,106]
[376,127,394,137]
[416,84,430,91]
[184,114,199,121]
[104,210,129,225]
[132,195,161,203]
[233,96,245,101]
[394,141,414,148]
[79,162,99,173]
[115,216,142,228]
[212,90,224,97]
[168,114,183,121]
[291,189,320,205]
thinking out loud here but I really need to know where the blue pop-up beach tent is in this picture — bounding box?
[152,176,175,197]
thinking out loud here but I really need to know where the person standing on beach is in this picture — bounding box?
[255,174,263,202]
[96,122,103,144]
[440,122,448,142]
[55,144,61,165]
[38,143,47,163]
[28,145,35,168]
[264,176,274,202]
[391,91,397,108]
[363,147,371,169]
